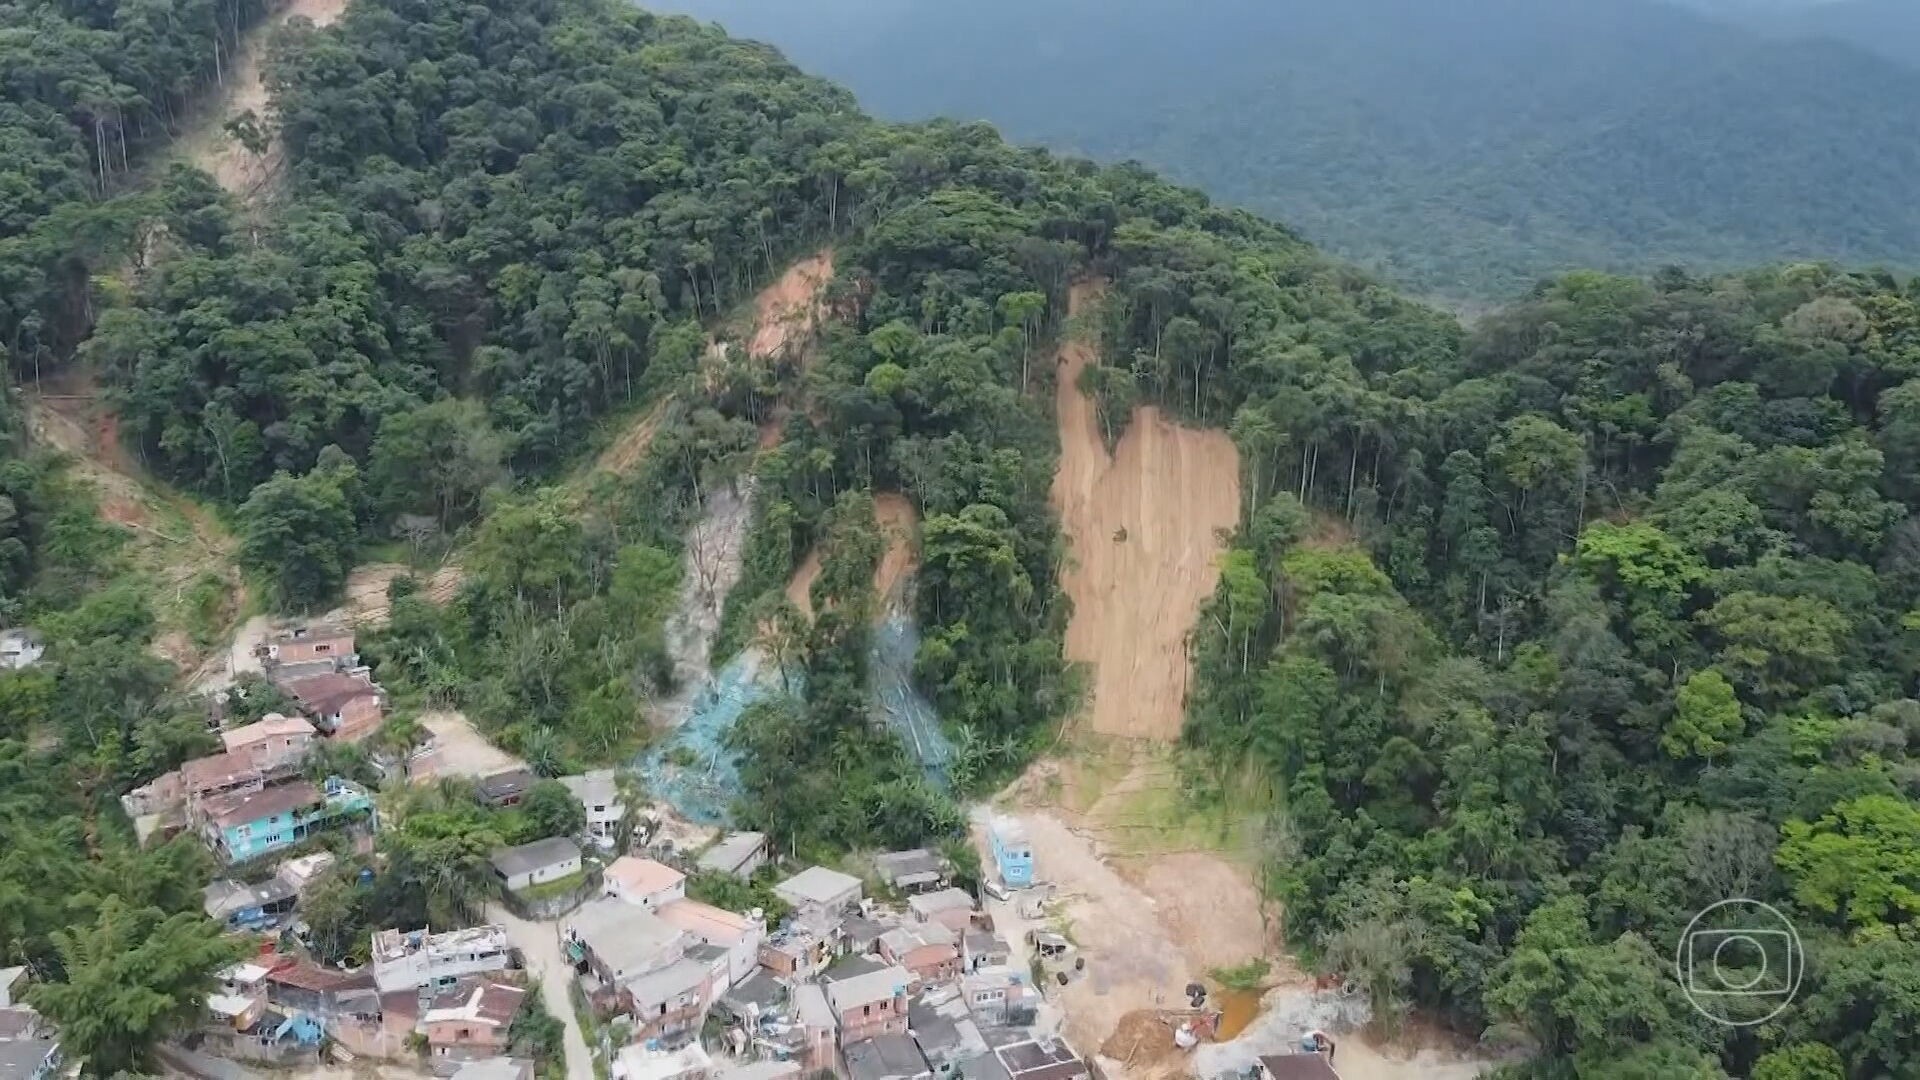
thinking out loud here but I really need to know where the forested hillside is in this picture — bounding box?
[649,0,1920,302]
[4,0,1920,1075]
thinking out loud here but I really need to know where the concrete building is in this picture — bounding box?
[846,1034,932,1080]
[775,866,862,933]
[263,624,356,667]
[873,850,949,894]
[489,837,582,892]
[371,925,512,993]
[419,982,526,1062]
[560,770,625,847]
[605,857,686,910]
[824,965,912,1047]
[654,900,765,988]
[877,924,960,988]
[698,832,768,879]
[906,889,976,933]
[565,899,688,985]
[988,818,1032,889]
[197,778,375,864]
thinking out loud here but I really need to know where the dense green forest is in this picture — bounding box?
[5,0,1920,1075]
[649,0,1920,303]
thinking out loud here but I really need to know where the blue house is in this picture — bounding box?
[989,817,1033,889]
[199,778,375,864]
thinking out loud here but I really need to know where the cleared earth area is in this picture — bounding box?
[1050,281,1240,741]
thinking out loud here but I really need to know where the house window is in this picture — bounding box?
[459,1029,471,1039]
[315,644,331,654]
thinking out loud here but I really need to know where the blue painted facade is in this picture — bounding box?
[989,819,1033,888]
[214,779,375,863]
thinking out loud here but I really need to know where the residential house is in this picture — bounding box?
[791,983,839,1074]
[372,925,512,993]
[823,965,911,1047]
[843,915,888,956]
[565,899,689,986]
[490,837,582,892]
[874,850,949,895]
[476,768,536,808]
[698,832,768,879]
[906,889,976,933]
[774,866,862,934]
[846,1034,932,1080]
[221,714,317,772]
[197,777,375,863]
[655,900,766,988]
[264,960,381,1021]
[203,877,299,931]
[263,624,356,667]
[907,992,985,1077]
[980,1032,1088,1080]
[0,630,43,671]
[605,857,685,910]
[453,1058,535,1080]
[560,770,624,848]
[963,929,1011,973]
[877,924,960,988]
[419,982,526,1062]
[987,819,1032,889]
[1257,1054,1342,1080]
[276,851,338,894]
[757,927,837,981]
[181,750,269,803]
[622,948,723,1045]
[282,671,385,742]
[207,962,275,1034]
[0,968,25,1009]
[959,968,1036,1029]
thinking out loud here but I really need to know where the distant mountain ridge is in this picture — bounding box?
[647,0,1920,300]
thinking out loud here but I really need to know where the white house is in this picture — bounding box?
[559,770,625,848]
[489,837,582,892]
[655,900,766,988]
[371,925,513,993]
[604,857,686,911]
[774,866,862,932]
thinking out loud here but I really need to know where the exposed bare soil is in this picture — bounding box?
[1051,281,1240,741]
[593,395,675,477]
[330,561,465,627]
[410,710,524,782]
[177,0,348,201]
[783,491,920,623]
[24,370,243,673]
[747,252,835,362]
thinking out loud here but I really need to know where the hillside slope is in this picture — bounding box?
[651,0,1920,299]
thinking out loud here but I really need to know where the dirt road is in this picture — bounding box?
[1051,281,1240,741]
[488,902,594,1080]
[976,808,1272,1053]
[177,0,349,200]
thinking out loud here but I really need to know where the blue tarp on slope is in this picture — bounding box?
[870,613,953,787]
[636,650,795,826]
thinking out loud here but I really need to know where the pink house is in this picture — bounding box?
[604,857,686,911]
[221,714,317,773]
[266,625,356,667]
[876,924,960,988]
[655,899,766,987]
[418,982,526,1062]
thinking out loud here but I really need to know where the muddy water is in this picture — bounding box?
[1214,987,1264,1040]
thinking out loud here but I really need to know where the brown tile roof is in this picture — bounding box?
[282,672,381,715]
[475,983,527,1025]
[181,750,263,792]
[201,781,322,829]
[267,959,375,994]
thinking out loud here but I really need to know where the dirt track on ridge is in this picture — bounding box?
[1051,281,1240,741]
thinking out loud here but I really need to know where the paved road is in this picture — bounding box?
[489,903,594,1080]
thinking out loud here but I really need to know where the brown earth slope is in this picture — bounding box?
[1051,281,1240,741]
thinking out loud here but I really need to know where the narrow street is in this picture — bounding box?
[487,903,595,1080]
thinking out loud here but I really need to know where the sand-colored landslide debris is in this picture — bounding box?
[181,0,348,200]
[783,492,921,623]
[748,251,835,362]
[1051,281,1240,741]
